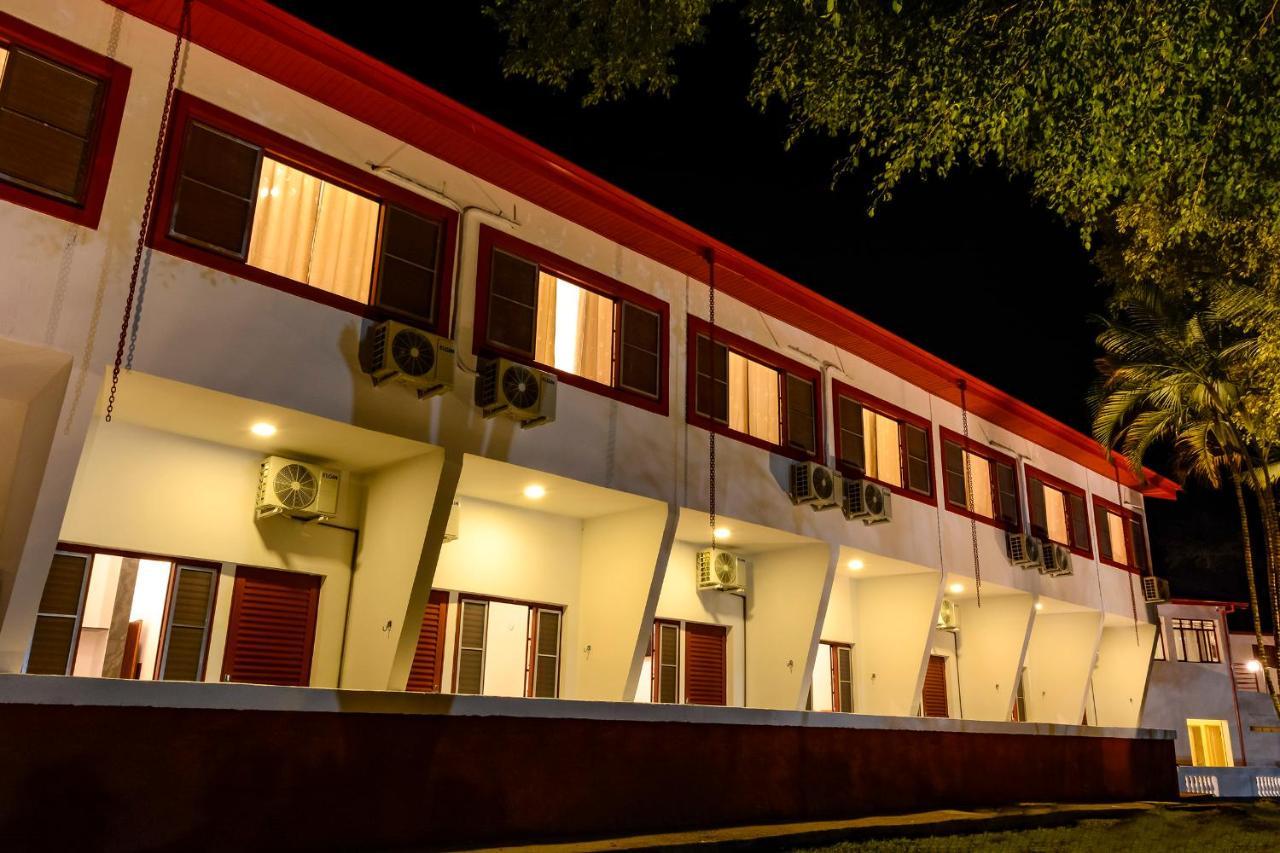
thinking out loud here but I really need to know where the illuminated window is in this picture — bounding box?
[835,388,933,497]
[941,431,1019,528]
[1094,498,1149,571]
[1027,469,1091,553]
[1187,719,1233,767]
[727,350,781,444]
[1171,618,1220,664]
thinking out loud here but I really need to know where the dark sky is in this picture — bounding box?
[274,3,1262,626]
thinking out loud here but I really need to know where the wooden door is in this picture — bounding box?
[684,622,728,706]
[407,590,450,693]
[922,654,949,718]
[220,566,320,687]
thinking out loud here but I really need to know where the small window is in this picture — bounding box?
[833,386,933,499]
[728,350,780,444]
[1026,468,1091,554]
[1171,618,1220,663]
[940,430,1019,529]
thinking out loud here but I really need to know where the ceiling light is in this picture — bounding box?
[522,484,546,500]
[250,422,277,437]
[713,526,731,541]
[847,558,865,571]
[948,582,965,595]
[1246,659,1263,673]
[1034,601,1044,611]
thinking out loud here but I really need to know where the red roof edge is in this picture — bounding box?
[1169,598,1248,611]
[108,0,1179,499]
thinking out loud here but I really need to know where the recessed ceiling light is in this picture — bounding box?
[713,526,731,541]
[522,484,547,500]
[1034,601,1044,611]
[848,559,865,570]
[1246,659,1262,673]
[948,582,965,595]
[250,422,277,437]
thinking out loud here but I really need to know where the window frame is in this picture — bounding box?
[1171,618,1221,664]
[651,618,681,704]
[937,426,1022,532]
[822,640,854,713]
[449,592,566,698]
[685,315,824,463]
[0,12,131,229]
[150,92,458,331]
[473,225,670,415]
[1024,465,1093,558]
[1092,495,1150,574]
[155,561,220,682]
[831,381,936,505]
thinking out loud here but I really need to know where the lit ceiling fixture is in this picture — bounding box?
[1034,601,1044,611]
[1246,659,1263,673]
[522,484,547,500]
[713,526,731,541]
[948,582,965,595]
[847,558,865,571]
[250,422,277,437]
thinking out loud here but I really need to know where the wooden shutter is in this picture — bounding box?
[375,205,443,327]
[684,622,727,706]
[1128,517,1149,571]
[619,302,661,398]
[785,374,817,455]
[529,608,561,698]
[1095,507,1113,561]
[1027,479,1048,537]
[922,654,949,718]
[220,566,320,687]
[407,590,450,693]
[169,122,262,258]
[454,599,487,695]
[0,48,103,203]
[838,398,866,471]
[1067,493,1090,552]
[26,551,91,675]
[654,621,679,703]
[693,334,728,422]
[833,645,853,712]
[158,564,218,681]
[995,462,1019,526]
[486,248,538,355]
[942,441,967,507]
[903,424,930,494]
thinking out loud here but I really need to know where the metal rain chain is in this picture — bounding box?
[958,380,982,606]
[706,248,718,549]
[1114,458,1141,643]
[105,0,191,422]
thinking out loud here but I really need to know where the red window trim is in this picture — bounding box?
[831,381,937,506]
[0,12,131,229]
[472,225,670,416]
[1092,495,1146,574]
[1024,464,1093,558]
[149,92,458,333]
[937,426,1022,533]
[685,315,824,463]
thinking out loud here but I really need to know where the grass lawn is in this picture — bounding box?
[792,803,1280,851]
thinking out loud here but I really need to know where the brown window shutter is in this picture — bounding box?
[1095,508,1113,561]
[26,551,91,675]
[530,608,561,698]
[0,48,103,203]
[619,302,661,398]
[159,564,217,681]
[407,590,450,693]
[220,567,320,687]
[785,374,817,455]
[903,423,930,494]
[693,334,728,423]
[1067,493,1090,551]
[683,622,727,706]
[375,205,443,327]
[922,654,949,717]
[486,249,538,355]
[455,599,487,695]
[838,398,866,471]
[995,462,1019,526]
[655,621,679,703]
[835,645,853,712]
[169,122,262,258]
[1129,517,1149,570]
[1027,479,1048,537]
[942,441,966,507]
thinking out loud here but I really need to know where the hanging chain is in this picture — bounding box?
[958,380,982,606]
[105,0,191,422]
[707,249,717,547]
[1114,459,1141,642]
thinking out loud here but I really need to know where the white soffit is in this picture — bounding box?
[458,454,658,520]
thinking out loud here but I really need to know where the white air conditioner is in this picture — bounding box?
[789,461,842,510]
[1142,576,1171,604]
[1006,532,1044,569]
[362,320,454,398]
[937,598,960,632]
[696,547,747,593]
[475,357,557,428]
[256,456,340,521]
[1039,542,1074,577]
[842,478,892,525]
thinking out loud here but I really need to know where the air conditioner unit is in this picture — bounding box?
[696,547,747,593]
[1039,542,1074,577]
[256,456,340,521]
[937,598,960,632]
[1142,576,1171,604]
[789,461,842,510]
[842,478,892,525]
[1006,532,1044,569]
[361,320,454,398]
[475,357,556,428]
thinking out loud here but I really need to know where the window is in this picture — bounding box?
[830,643,854,712]
[529,607,561,699]
[475,227,667,411]
[155,94,455,329]
[157,564,218,682]
[0,13,130,227]
[1025,467,1092,556]
[652,620,680,704]
[450,595,563,698]
[454,599,488,695]
[688,316,821,460]
[1171,618,1221,664]
[1094,497,1150,573]
[25,550,91,675]
[834,383,933,500]
[939,428,1020,529]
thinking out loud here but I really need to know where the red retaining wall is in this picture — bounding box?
[0,703,1176,850]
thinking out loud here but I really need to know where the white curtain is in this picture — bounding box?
[1043,487,1069,543]
[0,48,9,84]
[1107,511,1128,564]
[966,452,994,518]
[535,273,613,384]
[863,410,902,486]
[728,351,780,444]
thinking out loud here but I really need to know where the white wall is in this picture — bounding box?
[1023,611,1103,724]
[852,572,942,716]
[953,594,1035,721]
[1093,622,1157,728]
[746,543,835,711]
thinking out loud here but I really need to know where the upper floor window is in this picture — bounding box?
[832,382,933,502]
[153,94,455,330]
[474,226,667,412]
[686,316,821,461]
[0,13,130,228]
[1093,496,1150,573]
[1171,618,1220,664]
[939,428,1020,530]
[1025,466,1092,556]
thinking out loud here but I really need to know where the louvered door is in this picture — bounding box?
[922,654,950,718]
[26,551,91,674]
[220,566,320,687]
[684,622,727,706]
[407,590,450,693]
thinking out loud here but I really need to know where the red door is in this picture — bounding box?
[407,590,450,692]
[922,654,949,718]
[684,622,728,706]
[220,566,321,687]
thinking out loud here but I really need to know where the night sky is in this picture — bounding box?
[275,3,1262,626]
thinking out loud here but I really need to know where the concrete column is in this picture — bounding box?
[953,593,1035,721]
[854,571,944,717]
[1022,610,1105,724]
[1092,621,1157,727]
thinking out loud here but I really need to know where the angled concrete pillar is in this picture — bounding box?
[954,593,1035,721]
[855,571,944,716]
[1023,609,1105,724]
[1092,621,1157,727]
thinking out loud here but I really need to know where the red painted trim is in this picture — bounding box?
[1092,495,1145,574]
[473,225,669,416]
[0,12,130,230]
[149,92,458,332]
[54,541,222,571]
[685,315,824,463]
[936,426,1021,533]
[104,0,1177,499]
[830,380,937,506]
[1024,464,1093,558]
